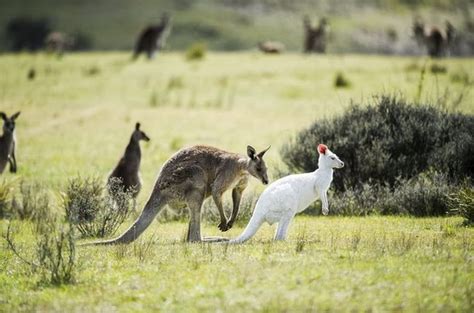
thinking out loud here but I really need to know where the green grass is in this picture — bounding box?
[0,52,473,311]
[1,216,473,312]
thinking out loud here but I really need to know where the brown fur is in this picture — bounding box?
[133,14,171,60]
[258,41,285,54]
[303,16,328,53]
[413,19,455,58]
[108,123,150,199]
[90,144,270,245]
[45,31,74,56]
[0,112,20,174]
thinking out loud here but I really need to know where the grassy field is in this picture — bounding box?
[1,216,473,312]
[0,52,473,312]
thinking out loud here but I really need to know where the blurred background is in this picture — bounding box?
[0,0,473,55]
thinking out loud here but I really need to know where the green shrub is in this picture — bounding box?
[449,187,474,225]
[186,42,206,61]
[14,180,47,220]
[334,72,351,88]
[63,176,133,238]
[4,198,76,285]
[282,96,474,192]
[0,179,14,219]
[328,171,453,217]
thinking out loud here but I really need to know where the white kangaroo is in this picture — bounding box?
[230,144,344,243]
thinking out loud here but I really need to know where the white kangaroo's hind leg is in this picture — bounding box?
[274,215,294,241]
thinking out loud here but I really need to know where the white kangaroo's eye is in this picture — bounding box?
[330,157,335,160]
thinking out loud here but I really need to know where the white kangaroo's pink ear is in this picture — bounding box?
[318,144,328,155]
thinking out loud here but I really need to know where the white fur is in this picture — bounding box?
[230,145,343,243]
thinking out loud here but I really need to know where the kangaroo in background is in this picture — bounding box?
[108,123,150,203]
[258,41,285,54]
[413,18,455,57]
[0,112,20,174]
[133,13,171,60]
[89,144,270,245]
[230,144,343,243]
[45,31,75,57]
[303,16,328,53]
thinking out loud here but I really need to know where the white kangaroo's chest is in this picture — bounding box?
[256,170,333,224]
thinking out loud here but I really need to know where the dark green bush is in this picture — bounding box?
[282,96,474,192]
[334,72,351,88]
[328,171,454,217]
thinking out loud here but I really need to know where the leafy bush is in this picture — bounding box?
[4,198,76,285]
[329,171,454,217]
[282,96,474,192]
[5,16,51,51]
[63,176,133,238]
[334,72,351,88]
[13,180,48,220]
[186,42,206,61]
[449,187,474,226]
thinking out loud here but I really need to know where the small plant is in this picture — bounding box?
[0,179,14,219]
[63,176,134,238]
[14,180,47,220]
[449,187,474,226]
[430,63,447,74]
[186,42,206,61]
[334,72,350,88]
[4,198,77,285]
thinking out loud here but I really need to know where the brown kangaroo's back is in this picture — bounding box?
[88,144,270,245]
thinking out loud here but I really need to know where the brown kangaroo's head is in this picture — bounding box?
[132,122,150,142]
[0,111,20,134]
[246,145,270,185]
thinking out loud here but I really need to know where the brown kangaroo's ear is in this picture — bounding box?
[11,111,20,120]
[135,122,141,130]
[0,112,6,121]
[257,145,271,158]
[247,145,257,160]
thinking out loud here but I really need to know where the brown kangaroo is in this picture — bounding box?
[303,16,328,53]
[108,122,150,201]
[133,13,171,60]
[413,18,455,58]
[90,144,270,244]
[0,112,20,174]
[258,41,285,54]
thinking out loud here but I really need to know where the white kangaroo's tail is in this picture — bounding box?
[229,213,265,244]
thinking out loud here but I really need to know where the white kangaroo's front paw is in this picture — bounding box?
[322,208,329,215]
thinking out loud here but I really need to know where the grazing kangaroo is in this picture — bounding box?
[45,31,74,57]
[0,112,20,174]
[258,41,285,54]
[90,144,270,245]
[108,122,150,202]
[413,19,455,57]
[230,144,343,243]
[303,16,328,53]
[133,13,171,60]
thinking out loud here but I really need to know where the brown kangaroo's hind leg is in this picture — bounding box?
[85,191,168,245]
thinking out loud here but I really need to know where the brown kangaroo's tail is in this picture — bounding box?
[81,191,167,246]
